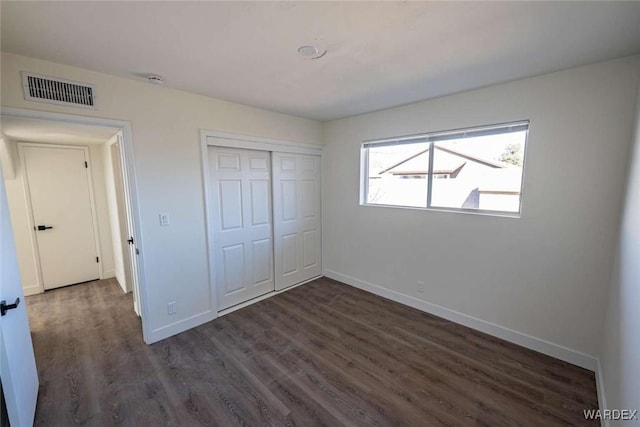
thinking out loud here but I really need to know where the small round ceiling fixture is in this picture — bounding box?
[297,45,327,59]
[145,73,164,84]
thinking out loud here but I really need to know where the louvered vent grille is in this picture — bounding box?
[22,72,96,108]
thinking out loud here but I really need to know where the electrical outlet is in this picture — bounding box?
[417,281,424,293]
[167,301,177,315]
[159,212,170,226]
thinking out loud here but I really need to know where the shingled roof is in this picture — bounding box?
[379,145,506,175]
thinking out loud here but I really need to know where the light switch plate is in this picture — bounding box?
[159,212,170,226]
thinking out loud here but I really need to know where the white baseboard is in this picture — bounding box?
[324,269,598,371]
[102,269,116,279]
[115,269,127,292]
[145,309,217,344]
[22,284,43,296]
[112,275,127,294]
[595,358,609,426]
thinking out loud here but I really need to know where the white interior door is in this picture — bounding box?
[1,164,39,427]
[23,145,100,290]
[110,141,133,296]
[209,147,274,310]
[272,153,322,290]
[114,134,142,316]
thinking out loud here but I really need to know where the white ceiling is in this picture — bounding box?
[2,2,640,121]
[1,117,119,145]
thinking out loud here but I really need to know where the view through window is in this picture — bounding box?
[363,122,529,214]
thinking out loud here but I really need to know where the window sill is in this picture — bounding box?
[360,202,521,219]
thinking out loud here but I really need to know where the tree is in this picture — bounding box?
[499,143,523,166]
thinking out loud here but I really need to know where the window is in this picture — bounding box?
[362,121,529,215]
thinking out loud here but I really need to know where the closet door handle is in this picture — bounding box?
[36,225,54,231]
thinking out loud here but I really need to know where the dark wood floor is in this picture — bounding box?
[26,277,598,426]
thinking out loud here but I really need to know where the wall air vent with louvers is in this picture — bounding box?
[22,72,96,109]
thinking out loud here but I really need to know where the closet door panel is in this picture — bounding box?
[273,152,321,290]
[251,238,272,285]
[209,147,274,310]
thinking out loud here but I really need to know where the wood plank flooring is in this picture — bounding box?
[26,277,598,426]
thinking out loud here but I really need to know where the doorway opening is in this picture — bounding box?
[0,109,147,337]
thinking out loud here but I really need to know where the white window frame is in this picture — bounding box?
[360,120,530,217]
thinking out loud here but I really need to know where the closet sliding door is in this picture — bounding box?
[272,153,322,290]
[208,147,274,310]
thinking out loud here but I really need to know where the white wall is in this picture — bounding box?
[1,52,322,341]
[2,139,117,294]
[599,83,640,419]
[323,55,640,362]
[0,138,40,296]
[102,136,127,292]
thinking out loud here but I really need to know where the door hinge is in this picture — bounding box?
[96,256,99,263]
[84,161,88,168]
[135,248,139,255]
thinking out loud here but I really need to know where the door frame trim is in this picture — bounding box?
[201,130,323,155]
[200,129,323,313]
[1,107,151,343]
[18,143,104,290]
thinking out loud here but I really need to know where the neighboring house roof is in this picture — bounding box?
[379,145,506,175]
[477,167,523,192]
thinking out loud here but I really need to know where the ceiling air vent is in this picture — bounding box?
[22,72,96,109]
